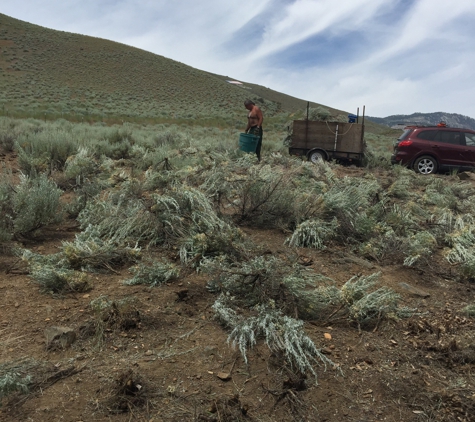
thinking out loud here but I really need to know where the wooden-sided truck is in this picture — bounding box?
[286,106,366,166]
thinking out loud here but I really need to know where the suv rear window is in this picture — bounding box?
[398,129,412,141]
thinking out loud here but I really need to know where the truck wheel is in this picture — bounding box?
[308,150,326,164]
[413,156,438,175]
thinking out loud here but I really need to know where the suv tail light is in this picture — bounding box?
[398,140,413,147]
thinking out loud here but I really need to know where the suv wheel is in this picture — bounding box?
[414,155,438,175]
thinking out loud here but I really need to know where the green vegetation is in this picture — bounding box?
[0,370,31,403]
[123,260,180,287]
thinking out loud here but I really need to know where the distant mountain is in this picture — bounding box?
[366,112,475,131]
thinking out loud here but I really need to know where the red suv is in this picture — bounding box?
[391,125,475,174]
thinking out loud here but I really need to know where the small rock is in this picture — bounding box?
[203,346,218,356]
[144,350,153,356]
[217,372,231,381]
[175,289,189,301]
[398,282,430,298]
[44,326,77,349]
[458,172,475,181]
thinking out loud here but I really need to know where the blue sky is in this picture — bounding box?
[3,0,475,118]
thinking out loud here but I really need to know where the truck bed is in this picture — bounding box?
[291,120,365,154]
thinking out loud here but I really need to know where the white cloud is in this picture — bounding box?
[247,0,388,60]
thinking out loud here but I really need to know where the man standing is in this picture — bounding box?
[244,100,264,162]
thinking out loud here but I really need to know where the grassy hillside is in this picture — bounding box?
[0,13,340,124]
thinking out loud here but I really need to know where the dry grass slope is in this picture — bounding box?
[0,13,342,124]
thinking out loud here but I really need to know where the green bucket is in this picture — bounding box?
[239,133,259,153]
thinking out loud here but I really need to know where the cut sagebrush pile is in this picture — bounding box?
[462,304,475,318]
[123,259,179,287]
[0,369,31,404]
[200,154,321,230]
[206,255,413,382]
[61,226,141,272]
[204,255,413,327]
[20,249,93,294]
[0,358,81,407]
[76,183,247,267]
[100,369,149,414]
[213,298,337,384]
[28,264,93,294]
[89,295,141,347]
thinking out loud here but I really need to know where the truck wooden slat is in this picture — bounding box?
[291,121,364,154]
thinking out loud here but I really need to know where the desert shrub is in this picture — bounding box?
[403,231,437,267]
[28,263,93,294]
[90,295,141,332]
[179,228,245,267]
[340,273,414,327]
[105,128,135,145]
[430,210,474,243]
[421,178,464,211]
[77,184,239,258]
[461,304,475,318]
[15,128,78,174]
[20,248,93,293]
[282,269,341,320]
[382,203,425,237]
[61,226,141,271]
[12,173,63,236]
[445,225,475,281]
[387,176,415,199]
[78,193,169,245]
[202,157,307,229]
[0,370,31,402]
[308,106,331,121]
[143,167,177,191]
[93,138,132,160]
[230,306,336,380]
[206,256,406,328]
[346,286,412,326]
[123,260,180,287]
[359,229,406,263]
[205,256,288,308]
[286,218,338,249]
[232,165,300,227]
[65,179,105,218]
[363,148,392,170]
[462,304,475,318]
[19,248,66,267]
[318,177,381,242]
[153,130,185,147]
[63,147,98,181]
[273,271,413,326]
[0,131,16,152]
[0,167,14,242]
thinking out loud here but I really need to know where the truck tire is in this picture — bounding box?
[413,155,438,175]
[308,150,327,164]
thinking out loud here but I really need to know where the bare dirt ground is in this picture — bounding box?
[1,155,475,422]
